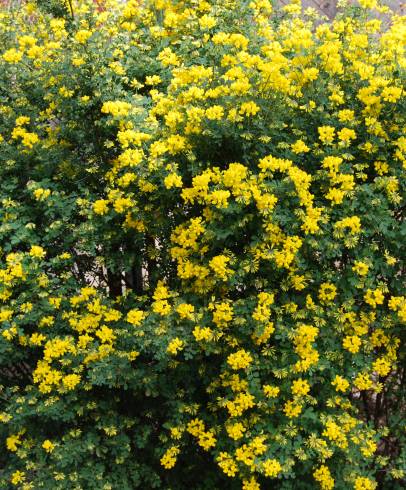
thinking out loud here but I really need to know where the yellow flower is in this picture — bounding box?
[372,358,391,377]
[12,126,39,148]
[263,458,282,477]
[74,29,92,44]
[227,349,253,370]
[164,173,183,189]
[338,109,355,122]
[165,110,185,131]
[239,101,260,116]
[359,0,377,9]
[211,302,233,328]
[283,400,302,418]
[263,384,280,398]
[343,335,362,354]
[255,192,278,214]
[145,75,161,85]
[360,439,377,458]
[127,309,146,326]
[15,116,30,126]
[364,288,384,308]
[11,471,25,486]
[381,86,402,103]
[93,199,109,215]
[160,446,180,469]
[322,419,347,448]
[3,48,23,63]
[101,100,132,117]
[176,303,195,320]
[192,325,212,342]
[374,161,389,175]
[198,430,216,450]
[96,325,116,344]
[354,372,373,391]
[331,375,350,393]
[128,351,140,361]
[388,296,403,311]
[335,216,361,234]
[157,47,180,67]
[42,439,55,453]
[72,57,85,66]
[226,422,246,440]
[29,245,46,259]
[170,427,183,440]
[0,309,13,322]
[206,105,224,120]
[207,189,230,208]
[62,374,81,391]
[325,187,345,205]
[226,392,255,416]
[33,188,51,200]
[291,378,310,396]
[318,283,337,303]
[338,127,356,143]
[352,261,369,276]
[199,14,216,30]
[187,418,205,437]
[242,477,260,490]
[354,476,376,490]
[291,139,310,154]
[318,126,335,144]
[217,452,238,477]
[113,197,132,213]
[153,299,171,316]
[313,465,334,490]
[6,434,22,452]
[30,333,46,346]
[167,337,184,355]
[209,255,232,280]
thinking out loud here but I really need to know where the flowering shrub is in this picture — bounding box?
[0,0,405,489]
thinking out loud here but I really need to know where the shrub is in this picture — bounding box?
[0,0,405,489]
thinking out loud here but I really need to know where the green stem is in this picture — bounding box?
[67,0,74,19]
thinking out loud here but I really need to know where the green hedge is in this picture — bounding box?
[0,0,405,489]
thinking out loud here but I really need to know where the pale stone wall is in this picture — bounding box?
[277,0,405,19]
[1,0,405,18]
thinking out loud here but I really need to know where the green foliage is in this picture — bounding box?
[34,0,71,19]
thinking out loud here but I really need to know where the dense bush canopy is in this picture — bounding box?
[0,0,405,489]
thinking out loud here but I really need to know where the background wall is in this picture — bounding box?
[277,0,405,19]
